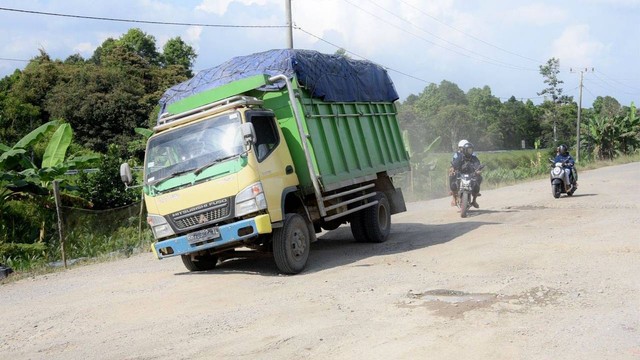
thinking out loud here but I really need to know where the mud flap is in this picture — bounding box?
[385,187,406,215]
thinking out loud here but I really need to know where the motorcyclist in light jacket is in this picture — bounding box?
[449,139,469,206]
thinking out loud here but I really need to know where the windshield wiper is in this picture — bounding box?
[194,153,243,176]
[151,167,196,187]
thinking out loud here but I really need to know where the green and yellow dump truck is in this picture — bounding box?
[121,49,410,274]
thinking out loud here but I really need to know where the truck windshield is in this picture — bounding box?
[145,112,244,184]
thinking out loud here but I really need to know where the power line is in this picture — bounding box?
[0,57,29,62]
[294,26,434,84]
[395,0,546,66]
[0,7,288,28]
[340,0,536,72]
[294,26,543,102]
[595,70,640,93]
[592,71,639,96]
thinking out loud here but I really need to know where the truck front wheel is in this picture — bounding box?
[181,253,218,271]
[272,213,310,274]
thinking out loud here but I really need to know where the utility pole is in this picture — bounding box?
[571,67,594,163]
[285,0,293,48]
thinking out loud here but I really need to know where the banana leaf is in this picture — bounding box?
[42,123,72,168]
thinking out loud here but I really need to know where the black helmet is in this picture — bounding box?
[463,142,474,157]
[558,144,568,155]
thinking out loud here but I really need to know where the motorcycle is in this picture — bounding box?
[549,159,576,198]
[456,164,485,218]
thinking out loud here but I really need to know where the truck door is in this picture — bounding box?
[247,112,299,222]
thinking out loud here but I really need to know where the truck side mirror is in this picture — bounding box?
[120,163,133,186]
[241,123,256,150]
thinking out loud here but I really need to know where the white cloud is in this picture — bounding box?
[291,0,465,60]
[196,0,276,16]
[185,26,203,44]
[73,42,95,56]
[552,24,606,67]
[504,3,567,26]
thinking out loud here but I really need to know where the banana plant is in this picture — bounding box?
[1,120,99,242]
[2,120,98,193]
[403,130,441,195]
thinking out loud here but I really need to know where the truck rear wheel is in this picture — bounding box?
[350,192,391,243]
[181,253,218,271]
[273,213,310,274]
[363,192,391,243]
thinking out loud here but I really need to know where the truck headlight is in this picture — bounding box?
[235,182,267,217]
[147,214,175,239]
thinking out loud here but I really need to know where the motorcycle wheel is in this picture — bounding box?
[552,184,561,199]
[460,192,470,218]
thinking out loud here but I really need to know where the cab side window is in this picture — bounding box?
[249,114,279,162]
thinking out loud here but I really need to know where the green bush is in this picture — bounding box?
[0,242,48,270]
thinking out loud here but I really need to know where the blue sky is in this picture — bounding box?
[1,0,638,108]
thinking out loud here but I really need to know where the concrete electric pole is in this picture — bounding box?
[571,67,594,163]
[285,0,293,48]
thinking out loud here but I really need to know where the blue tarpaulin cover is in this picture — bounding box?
[159,49,399,114]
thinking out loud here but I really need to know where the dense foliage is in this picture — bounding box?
[397,80,637,160]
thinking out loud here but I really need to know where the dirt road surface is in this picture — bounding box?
[1,163,639,360]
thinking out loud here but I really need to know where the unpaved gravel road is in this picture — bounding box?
[1,163,639,360]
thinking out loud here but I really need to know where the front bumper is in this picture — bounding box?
[152,214,272,259]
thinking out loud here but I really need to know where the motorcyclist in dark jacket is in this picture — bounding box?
[554,144,577,185]
[452,142,483,208]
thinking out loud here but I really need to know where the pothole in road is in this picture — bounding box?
[403,289,498,318]
[409,289,495,303]
[401,286,561,318]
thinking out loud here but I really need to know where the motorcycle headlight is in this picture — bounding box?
[552,167,562,175]
[235,182,267,217]
[147,214,175,239]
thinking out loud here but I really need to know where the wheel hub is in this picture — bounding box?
[291,230,306,258]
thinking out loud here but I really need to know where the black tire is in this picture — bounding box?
[273,213,311,274]
[552,184,561,199]
[460,192,469,218]
[181,253,218,271]
[350,212,369,242]
[361,192,391,243]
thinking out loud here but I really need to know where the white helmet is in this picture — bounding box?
[458,139,469,148]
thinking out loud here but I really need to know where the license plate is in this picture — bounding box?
[186,227,220,244]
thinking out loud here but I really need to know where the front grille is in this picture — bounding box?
[170,198,232,230]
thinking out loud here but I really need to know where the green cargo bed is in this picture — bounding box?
[263,82,410,193]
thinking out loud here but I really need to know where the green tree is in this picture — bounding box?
[90,38,117,65]
[162,37,197,76]
[466,86,501,150]
[9,50,60,129]
[118,28,160,65]
[44,61,151,153]
[76,145,140,210]
[538,58,573,145]
[495,97,538,149]
[413,81,468,151]
[592,96,622,118]
[0,72,41,146]
[433,104,473,150]
[415,80,467,118]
